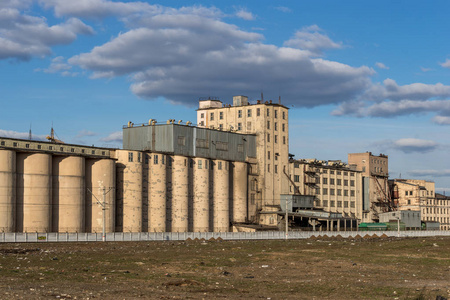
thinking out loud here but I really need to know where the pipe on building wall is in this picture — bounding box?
[85,158,115,233]
[0,150,16,232]
[52,156,85,233]
[193,158,210,232]
[149,153,167,232]
[213,160,229,232]
[16,153,52,233]
[171,155,189,232]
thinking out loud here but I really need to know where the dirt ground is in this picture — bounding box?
[0,236,449,299]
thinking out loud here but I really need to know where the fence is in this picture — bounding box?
[1,230,450,243]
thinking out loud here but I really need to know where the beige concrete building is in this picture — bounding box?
[348,152,393,222]
[197,96,290,226]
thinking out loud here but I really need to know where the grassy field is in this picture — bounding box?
[0,236,449,299]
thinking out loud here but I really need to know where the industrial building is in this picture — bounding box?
[0,95,448,233]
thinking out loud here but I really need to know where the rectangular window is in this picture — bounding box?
[330,189,335,196]
[282,111,286,119]
[337,171,341,175]
[13,142,17,147]
[323,188,328,195]
[274,122,278,131]
[210,112,214,120]
[330,201,335,207]
[137,152,141,162]
[350,172,355,176]
[219,124,223,130]
[0,141,4,146]
[405,191,408,196]
[128,153,133,162]
[274,135,278,143]
[283,136,286,144]
[201,113,204,118]
[344,172,348,176]
[145,155,149,164]
[282,123,285,132]
[294,175,300,182]
[162,155,165,165]
[275,165,278,173]
[247,109,252,117]
[350,190,355,197]
[344,190,348,196]
[294,163,299,168]
[337,189,342,196]
[330,170,334,175]
[267,108,270,117]
[274,110,278,118]
[337,179,341,185]
[102,151,106,155]
[316,177,320,184]
[330,178,335,185]
[267,164,270,172]
[37,145,42,149]
[337,201,342,208]
[350,180,355,187]
[154,155,158,164]
[257,108,260,116]
[60,147,64,151]
[91,150,95,155]
[344,180,348,186]
[238,110,242,118]
[216,141,229,151]
[323,178,328,184]
[267,121,270,129]
[268,151,271,159]
[238,123,242,130]
[267,134,270,142]
[198,160,202,169]
[316,188,320,195]
[344,201,349,208]
[49,146,53,150]
[25,144,30,148]
[323,200,328,207]
[218,161,222,170]
[220,112,223,120]
[237,144,244,153]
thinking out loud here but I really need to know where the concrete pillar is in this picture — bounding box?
[16,153,52,232]
[149,153,166,232]
[232,162,247,223]
[193,158,209,232]
[0,150,15,232]
[171,155,188,232]
[85,158,115,233]
[52,156,85,232]
[116,150,143,232]
[213,160,229,232]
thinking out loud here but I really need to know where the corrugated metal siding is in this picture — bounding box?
[123,124,256,162]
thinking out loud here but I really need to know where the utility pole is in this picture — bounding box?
[87,186,113,242]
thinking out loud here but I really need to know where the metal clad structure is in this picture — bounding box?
[0,150,15,232]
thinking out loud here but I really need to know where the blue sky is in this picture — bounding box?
[1,0,450,192]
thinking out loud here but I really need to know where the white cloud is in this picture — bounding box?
[235,8,255,20]
[392,138,438,153]
[432,115,450,125]
[100,131,122,143]
[0,5,93,61]
[274,6,292,13]
[440,58,450,69]
[0,129,46,140]
[75,130,97,139]
[35,56,78,76]
[420,67,432,72]
[408,169,450,177]
[284,25,343,56]
[375,62,389,70]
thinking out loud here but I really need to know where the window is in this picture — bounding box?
[316,188,320,195]
[137,153,141,162]
[337,201,342,207]
[330,201,335,207]
[350,201,355,208]
[200,113,204,118]
[267,164,270,172]
[237,144,244,153]
[210,112,214,120]
[25,144,30,148]
[316,177,320,184]
[198,160,202,169]
[350,190,355,197]
[274,135,278,144]
[238,110,242,118]
[323,188,328,195]
[154,155,158,164]
[315,200,321,206]
[410,191,413,196]
[219,124,223,130]
[344,172,348,176]
[330,170,334,175]
[294,175,300,182]
[350,172,355,177]
[350,180,355,187]
[0,141,4,146]
[323,178,328,184]
[408,200,411,205]
[178,136,186,146]
[37,145,41,150]
[145,155,149,164]
[275,165,278,173]
[267,121,270,129]
[267,134,270,142]
[49,146,53,150]
[294,163,299,168]
[330,178,335,185]
[219,112,223,119]
[337,189,342,196]
[337,179,342,185]
[60,147,64,151]
[162,155,165,165]
[344,190,348,196]
[337,171,341,175]
[283,136,286,144]
[405,191,408,196]
[247,109,252,117]
[274,122,278,131]
[344,180,348,186]
[268,151,270,159]
[323,200,328,207]
[282,123,285,132]
[330,189,335,196]
[267,108,270,117]
[237,123,242,131]
[282,111,286,119]
[218,161,222,170]
[13,142,17,147]
[102,151,106,156]
[257,108,260,116]
[274,110,278,118]
[344,201,349,208]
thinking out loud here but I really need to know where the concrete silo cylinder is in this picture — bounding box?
[0,150,16,232]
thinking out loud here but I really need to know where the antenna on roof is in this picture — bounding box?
[278,95,281,105]
[261,91,264,102]
[28,123,32,140]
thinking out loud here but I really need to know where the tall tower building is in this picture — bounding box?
[197,96,290,225]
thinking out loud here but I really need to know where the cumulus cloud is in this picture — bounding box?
[440,58,450,69]
[274,6,292,13]
[75,130,97,139]
[235,8,256,20]
[101,131,122,143]
[0,129,46,140]
[375,62,389,69]
[35,56,78,76]
[0,5,93,60]
[284,25,343,56]
[408,169,450,177]
[392,138,438,153]
[432,115,450,125]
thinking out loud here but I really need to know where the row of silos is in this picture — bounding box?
[0,149,115,233]
[115,151,248,233]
